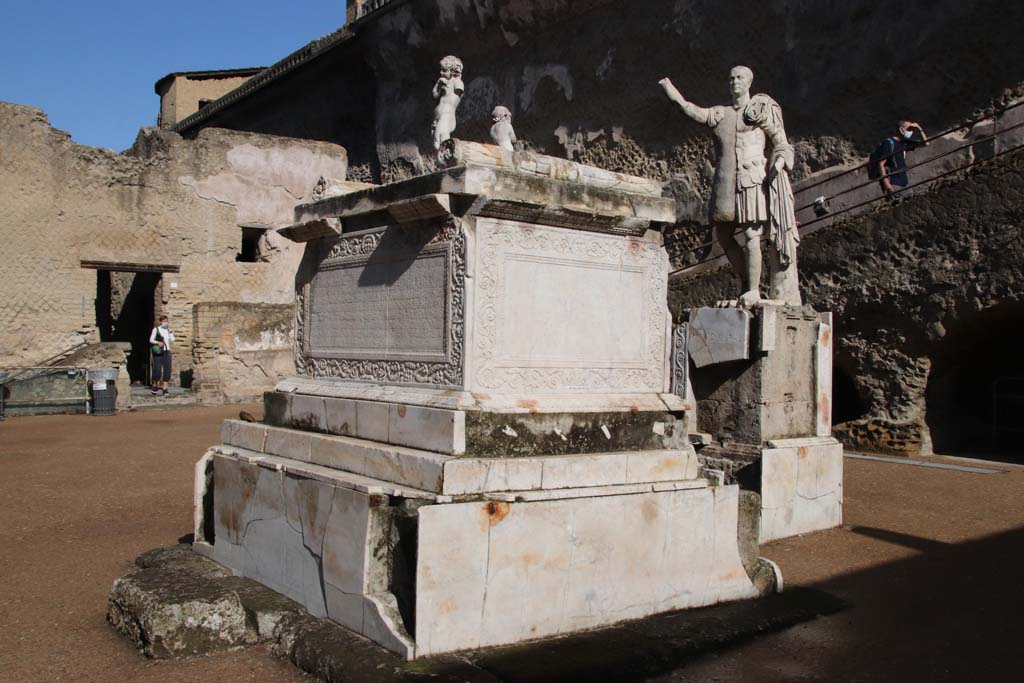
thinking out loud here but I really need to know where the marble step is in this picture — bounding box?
[211,445,445,501]
[220,419,701,496]
[264,389,688,457]
[484,479,708,503]
[221,419,450,493]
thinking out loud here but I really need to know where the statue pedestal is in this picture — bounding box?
[193,160,779,659]
[684,304,843,542]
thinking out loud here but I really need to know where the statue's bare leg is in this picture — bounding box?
[715,223,762,307]
[715,223,747,286]
[738,225,763,308]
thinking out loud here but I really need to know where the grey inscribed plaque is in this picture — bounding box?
[309,248,448,361]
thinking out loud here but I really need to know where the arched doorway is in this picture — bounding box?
[926,302,1024,460]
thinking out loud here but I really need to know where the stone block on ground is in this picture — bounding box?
[107,546,267,658]
[107,545,842,682]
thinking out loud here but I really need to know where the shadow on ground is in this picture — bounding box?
[659,524,1024,681]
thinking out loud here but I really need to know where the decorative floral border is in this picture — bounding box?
[671,322,689,400]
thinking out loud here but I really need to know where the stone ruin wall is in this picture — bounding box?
[191,302,294,404]
[670,148,1024,456]
[191,1,1024,204]
[174,0,1024,442]
[0,102,347,397]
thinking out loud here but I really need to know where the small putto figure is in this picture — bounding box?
[489,106,517,151]
[432,55,465,152]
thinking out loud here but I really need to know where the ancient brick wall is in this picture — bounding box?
[670,148,1024,456]
[191,302,293,403]
[0,102,346,383]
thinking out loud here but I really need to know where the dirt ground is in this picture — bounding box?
[1,406,1022,682]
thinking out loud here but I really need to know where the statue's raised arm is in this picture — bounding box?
[658,78,717,127]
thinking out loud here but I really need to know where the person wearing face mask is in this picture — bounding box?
[875,120,928,194]
[149,315,175,396]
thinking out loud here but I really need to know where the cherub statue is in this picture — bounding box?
[432,55,465,152]
[659,66,800,308]
[489,106,517,151]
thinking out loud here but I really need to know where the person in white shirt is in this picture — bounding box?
[149,315,175,396]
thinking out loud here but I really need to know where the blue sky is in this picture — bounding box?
[0,2,343,151]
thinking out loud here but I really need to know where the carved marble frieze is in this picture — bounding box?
[295,221,465,387]
[671,322,689,401]
[472,218,668,394]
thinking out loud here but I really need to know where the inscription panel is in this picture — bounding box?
[296,223,467,388]
[310,251,447,361]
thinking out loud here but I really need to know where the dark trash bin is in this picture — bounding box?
[88,368,119,416]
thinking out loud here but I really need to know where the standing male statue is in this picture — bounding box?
[659,66,801,307]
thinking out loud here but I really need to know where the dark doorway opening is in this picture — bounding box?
[926,303,1024,460]
[832,362,869,425]
[95,270,162,383]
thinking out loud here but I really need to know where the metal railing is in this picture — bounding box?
[794,99,1024,199]
[3,341,89,384]
[0,366,90,416]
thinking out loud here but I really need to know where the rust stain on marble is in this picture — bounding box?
[485,501,511,526]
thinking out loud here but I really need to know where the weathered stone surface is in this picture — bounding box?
[483,479,708,503]
[0,103,346,376]
[687,308,751,367]
[192,303,295,404]
[221,421,450,491]
[179,0,1024,206]
[276,376,686,414]
[463,409,689,457]
[214,447,439,500]
[439,139,664,197]
[110,546,841,682]
[760,438,844,543]
[221,418,701,497]
[388,402,466,454]
[210,452,419,657]
[278,217,342,243]
[468,217,670,397]
[295,165,676,227]
[107,546,256,659]
[206,445,781,658]
[266,390,689,456]
[674,146,1024,456]
[691,306,820,445]
[442,448,700,496]
[307,239,449,363]
[414,485,761,656]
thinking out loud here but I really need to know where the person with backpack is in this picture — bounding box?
[149,315,175,396]
[871,120,928,194]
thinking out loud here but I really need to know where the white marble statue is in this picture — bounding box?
[489,106,517,151]
[432,55,465,152]
[659,66,801,307]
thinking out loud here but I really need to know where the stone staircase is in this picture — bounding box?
[129,386,197,409]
